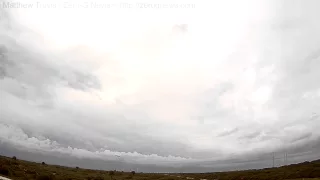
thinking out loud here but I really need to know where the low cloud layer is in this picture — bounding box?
[1,0,320,172]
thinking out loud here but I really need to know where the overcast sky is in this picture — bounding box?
[0,0,320,173]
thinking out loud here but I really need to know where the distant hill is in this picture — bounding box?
[0,155,319,180]
[180,159,320,180]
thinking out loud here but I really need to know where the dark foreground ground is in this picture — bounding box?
[0,155,319,180]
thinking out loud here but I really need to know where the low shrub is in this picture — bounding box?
[0,165,9,176]
[36,174,54,180]
[93,176,104,180]
[109,171,114,176]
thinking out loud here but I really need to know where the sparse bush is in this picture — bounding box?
[25,169,37,175]
[86,176,104,180]
[10,160,18,165]
[12,156,17,160]
[1,159,10,165]
[109,170,114,176]
[0,165,9,176]
[131,171,135,175]
[36,174,54,180]
[76,166,79,169]
[42,162,46,165]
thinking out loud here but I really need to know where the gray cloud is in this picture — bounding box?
[290,132,313,143]
[217,128,239,137]
[239,131,261,140]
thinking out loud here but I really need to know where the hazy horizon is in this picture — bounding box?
[1,0,320,173]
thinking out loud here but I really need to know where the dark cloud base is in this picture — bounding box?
[1,139,319,173]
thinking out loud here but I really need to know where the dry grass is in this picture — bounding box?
[0,155,319,180]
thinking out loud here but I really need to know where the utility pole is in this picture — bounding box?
[115,155,123,172]
[273,152,275,167]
